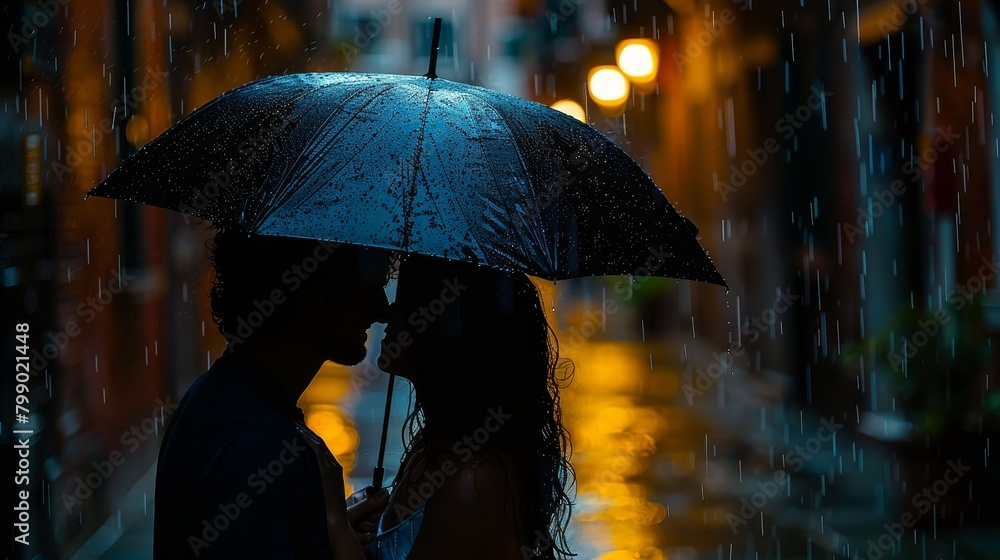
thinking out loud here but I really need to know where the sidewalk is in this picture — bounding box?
[70,462,155,559]
[673,334,1000,560]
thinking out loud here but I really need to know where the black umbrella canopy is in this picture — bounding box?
[88,71,725,287]
[88,21,726,494]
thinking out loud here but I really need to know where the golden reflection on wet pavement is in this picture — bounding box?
[559,338,714,560]
[544,279,740,560]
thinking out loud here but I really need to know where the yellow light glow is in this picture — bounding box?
[550,99,586,122]
[616,39,659,91]
[306,408,359,456]
[617,43,655,79]
[588,66,630,106]
[596,406,632,433]
[125,115,150,146]
[302,361,354,404]
[304,404,359,496]
[599,549,664,560]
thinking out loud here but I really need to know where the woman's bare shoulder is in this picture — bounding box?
[457,447,520,500]
[404,448,523,559]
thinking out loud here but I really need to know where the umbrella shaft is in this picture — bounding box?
[374,373,396,488]
[426,18,442,78]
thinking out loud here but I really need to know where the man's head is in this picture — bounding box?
[209,229,392,365]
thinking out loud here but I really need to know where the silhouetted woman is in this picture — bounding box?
[372,254,575,560]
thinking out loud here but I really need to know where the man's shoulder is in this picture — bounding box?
[170,361,296,430]
[214,424,318,472]
[158,371,305,480]
[224,423,312,448]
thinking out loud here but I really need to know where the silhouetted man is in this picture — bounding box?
[153,230,391,559]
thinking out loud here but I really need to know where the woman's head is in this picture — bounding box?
[381,254,574,558]
[380,255,549,389]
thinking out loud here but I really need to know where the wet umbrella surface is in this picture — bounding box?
[88,71,724,286]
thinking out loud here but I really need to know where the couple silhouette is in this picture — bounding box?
[152,229,574,560]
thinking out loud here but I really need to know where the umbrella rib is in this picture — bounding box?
[421,128,489,261]
[252,81,386,230]
[456,104,543,274]
[402,81,436,250]
[468,95,557,276]
[250,80,398,232]
[239,78,354,229]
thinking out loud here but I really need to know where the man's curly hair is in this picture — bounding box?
[208,229,389,339]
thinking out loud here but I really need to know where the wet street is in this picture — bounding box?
[536,288,1000,560]
[87,290,998,560]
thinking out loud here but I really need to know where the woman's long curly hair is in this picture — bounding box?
[389,255,575,559]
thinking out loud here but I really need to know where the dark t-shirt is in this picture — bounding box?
[153,350,333,559]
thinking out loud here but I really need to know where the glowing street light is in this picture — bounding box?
[550,99,586,122]
[616,39,659,91]
[588,65,630,114]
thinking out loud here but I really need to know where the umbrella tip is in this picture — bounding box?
[425,17,442,79]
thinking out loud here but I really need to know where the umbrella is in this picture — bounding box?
[87,18,725,493]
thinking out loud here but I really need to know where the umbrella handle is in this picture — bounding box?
[373,373,395,489]
[425,18,442,79]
